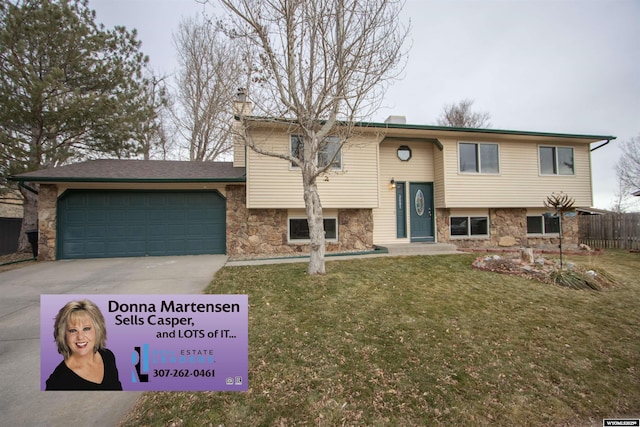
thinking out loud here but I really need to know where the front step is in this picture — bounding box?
[381,243,460,256]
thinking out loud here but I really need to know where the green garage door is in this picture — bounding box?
[58,190,226,259]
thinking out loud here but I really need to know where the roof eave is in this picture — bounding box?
[357,121,616,142]
[240,115,616,142]
[7,176,247,183]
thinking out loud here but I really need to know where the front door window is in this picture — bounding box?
[415,189,425,216]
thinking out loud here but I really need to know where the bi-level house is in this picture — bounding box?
[11,99,614,261]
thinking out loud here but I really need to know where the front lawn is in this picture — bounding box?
[121,250,640,426]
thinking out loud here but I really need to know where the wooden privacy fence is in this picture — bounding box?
[579,213,640,250]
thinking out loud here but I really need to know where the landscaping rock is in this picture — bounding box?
[472,253,615,291]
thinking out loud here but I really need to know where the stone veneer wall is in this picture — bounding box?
[436,207,579,249]
[225,185,373,259]
[37,184,58,261]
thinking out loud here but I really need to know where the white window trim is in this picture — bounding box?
[287,216,339,243]
[449,215,490,239]
[289,135,343,171]
[457,141,500,175]
[526,215,560,236]
[538,145,575,176]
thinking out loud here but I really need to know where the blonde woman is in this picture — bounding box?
[46,300,122,390]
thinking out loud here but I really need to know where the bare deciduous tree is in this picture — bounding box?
[173,16,243,161]
[610,175,632,213]
[612,134,640,212]
[138,72,174,160]
[216,0,409,275]
[436,99,491,128]
[615,134,640,196]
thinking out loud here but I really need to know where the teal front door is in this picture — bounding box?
[409,183,434,242]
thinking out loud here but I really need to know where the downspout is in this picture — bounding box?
[18,181,39,195]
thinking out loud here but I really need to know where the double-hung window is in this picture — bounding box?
[291,135,342,169]
[450,216,489,237]
[526,215,560,235]
[539,146,574,175]
[458,142,499,173]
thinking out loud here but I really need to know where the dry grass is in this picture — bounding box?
[121,250,640,426]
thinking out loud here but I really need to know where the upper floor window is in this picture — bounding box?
[459,142,499,174]
[397,145,412,161]
[539,146,574,175]
[291,135,342,170]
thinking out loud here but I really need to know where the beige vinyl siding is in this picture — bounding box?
[373,140,435,245]
[246,131,379,209]
[232,119,246,167]
[440,138,593,208]
[527,207,550,216]
[233,138,246,168]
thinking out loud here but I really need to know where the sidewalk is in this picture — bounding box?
[226,243,461,266]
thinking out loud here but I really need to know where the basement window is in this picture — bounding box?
[450,216,489,237]
[526,215,560,235]
[288,217,338,242]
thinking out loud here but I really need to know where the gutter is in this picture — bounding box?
[240,115,617,142]
[590,139,613,152]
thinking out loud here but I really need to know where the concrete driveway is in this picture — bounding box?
[0,255,227,427]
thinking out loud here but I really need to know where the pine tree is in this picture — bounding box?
[0,0,155,252]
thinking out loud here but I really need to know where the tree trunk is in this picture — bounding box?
[303,173,326,275]
[17,183,39,254]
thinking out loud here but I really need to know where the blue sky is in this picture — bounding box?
[91,0,640,210]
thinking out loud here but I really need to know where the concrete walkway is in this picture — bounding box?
[0,255,227,427]
[226,243,462,266]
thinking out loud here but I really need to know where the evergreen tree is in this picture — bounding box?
[0,0,155,252]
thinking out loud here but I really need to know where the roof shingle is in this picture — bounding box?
[9,159,246,182]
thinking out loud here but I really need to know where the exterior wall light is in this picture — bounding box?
[389,178,396,189]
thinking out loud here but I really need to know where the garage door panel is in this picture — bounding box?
[62,222,82,235]
[165,210,185,221]
[186,224,206,234]
[64,242,86,258]
[107,240,145,256]
[126,209,147,222]
[86,241,107,256]
[58,190,226,259]
[147,209,165,223]
[67,210,88,222]
[85,210,107,222]
[127,225,146,236]
[86,226,107,238]
[106,225,128,238]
